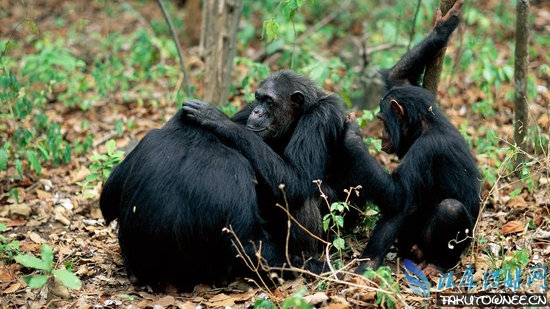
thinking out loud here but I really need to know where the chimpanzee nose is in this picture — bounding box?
[252,106,265,117]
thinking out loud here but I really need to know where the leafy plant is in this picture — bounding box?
[363,266,400,309]
[498,249,530,287]
[315,180,360,262]
[78,139,125,198]
[254,288,313,309]
[0,223,20,261]
[322,201,349,253]
[14,243,81,290]
[1,41,75,176]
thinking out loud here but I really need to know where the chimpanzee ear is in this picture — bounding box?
[290,91,305,105]
[390,99,405,120]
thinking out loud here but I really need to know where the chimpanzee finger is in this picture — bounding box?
[182,99,208,110]
[344,113,362,138]
[438,0,463,26]
[181,99,210,119]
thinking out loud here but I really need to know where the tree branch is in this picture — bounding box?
[157,0,192,97]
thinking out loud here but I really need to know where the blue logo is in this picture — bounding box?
[404,259,431,299]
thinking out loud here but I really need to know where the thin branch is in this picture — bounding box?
[274,203,330,245]
[156,0,192,97]
[407,0,423,50]
[513,0,530,169]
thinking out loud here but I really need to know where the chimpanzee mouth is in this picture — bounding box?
[246,125,266,132]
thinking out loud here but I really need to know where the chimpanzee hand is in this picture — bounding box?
[433,0,463,37]
[344,113,364,145]
[181,99,231,128]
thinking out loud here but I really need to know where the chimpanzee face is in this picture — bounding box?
[378,98,406,155]
[377,113,395,154]
[246,78,304,144]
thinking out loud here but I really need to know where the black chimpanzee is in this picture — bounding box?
[100,71,342,291]
[182,0,468,276]
[99,0,464,290]
[345,85,480,276]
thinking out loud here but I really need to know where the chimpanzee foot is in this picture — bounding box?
[421,263,444,277]
[355,258,380,275]
[410,244,424,261]
[128,273,141,285]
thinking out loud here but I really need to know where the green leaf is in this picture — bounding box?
[254,298,275,309]
[0,149,8,170]
[509,188,522,198]
[334,216,344,228]
[322,217,330,232]
[26,149,42,175]
[14,254,51,271]
[52,269,82,290]
[23,274,49,289]
[15,159,23,176]
[85,172,102,183]
[262,19,280,42]
[9,188,20,203]
[40,244,54,271]
[106,139,117,156]
[514,250,530,266]
[333,237,345,250]
[26,19,40,34]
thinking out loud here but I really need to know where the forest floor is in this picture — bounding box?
[1,0,549,308]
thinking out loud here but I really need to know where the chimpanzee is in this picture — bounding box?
[100,71,344,291]
[99,0,464,290]
[345,85,480,276]
[181,0,465,211]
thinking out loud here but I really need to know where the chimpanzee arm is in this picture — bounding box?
[355,210,407,272]
[341,115,409,212]
[182,99,335,205]
[383,0,463,87]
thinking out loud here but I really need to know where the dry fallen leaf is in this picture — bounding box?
[4,283,20,294]
[502,220,524,235]
[204,293,235,307]
[0,266,16,282]
[304,292,329,305]
[507,195,528,209]
[153,295,175,307]
[29,232,45,243]
[36,189,53,200]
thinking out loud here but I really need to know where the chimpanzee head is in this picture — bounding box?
[378,86,439,158]
[246,70,326,145]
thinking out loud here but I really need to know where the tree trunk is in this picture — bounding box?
[514,0,530,168]
[422,0,456,97]
[184,0,201,46]
[199,0,243,106]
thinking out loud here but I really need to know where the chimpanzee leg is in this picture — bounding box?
[355,212,406,274]
[407,199,474,273]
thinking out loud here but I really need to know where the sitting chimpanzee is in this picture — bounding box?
[345,85,480,276]
[100,71,343,291]
[99,0,464,290]
[181,0,468,277]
